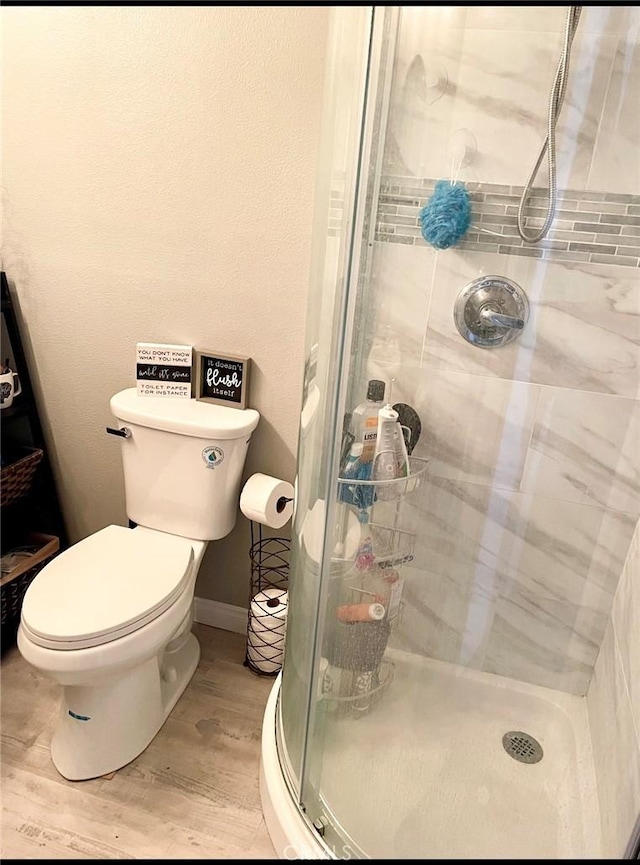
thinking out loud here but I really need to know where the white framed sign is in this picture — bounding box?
[136,342,193,398]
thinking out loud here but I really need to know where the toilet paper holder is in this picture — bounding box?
[244,520,291,677]
[239,472,295,530]
[276,496,293,514]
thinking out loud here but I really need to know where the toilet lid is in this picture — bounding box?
[21,525,194,650]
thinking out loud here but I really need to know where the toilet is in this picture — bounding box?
[17,387,259,781]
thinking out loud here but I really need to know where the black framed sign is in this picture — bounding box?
[195,350,251,409]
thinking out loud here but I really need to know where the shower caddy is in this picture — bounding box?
[321,454,429,716]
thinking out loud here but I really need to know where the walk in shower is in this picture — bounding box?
[260,6,640,858]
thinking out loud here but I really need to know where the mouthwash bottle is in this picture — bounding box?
[351,379,386,476]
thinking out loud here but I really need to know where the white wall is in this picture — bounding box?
[1,6,329,607]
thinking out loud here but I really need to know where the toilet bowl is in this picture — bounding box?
[18,525,207,781]
[17,387,260,781]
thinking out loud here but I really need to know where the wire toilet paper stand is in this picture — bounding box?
[244,521,291,677]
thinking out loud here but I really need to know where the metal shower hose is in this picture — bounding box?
[517,6,583,243]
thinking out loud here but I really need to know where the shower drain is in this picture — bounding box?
[502,731,543,764]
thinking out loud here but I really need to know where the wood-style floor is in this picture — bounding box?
[0,624,278,859]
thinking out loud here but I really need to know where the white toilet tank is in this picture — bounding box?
[110,389,260,541]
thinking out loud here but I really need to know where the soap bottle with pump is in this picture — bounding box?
[371,403,411,497]
[371,405,400,490]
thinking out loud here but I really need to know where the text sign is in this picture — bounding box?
[195,350,251,410]
[136,364,191,382]
[136,343,192,398]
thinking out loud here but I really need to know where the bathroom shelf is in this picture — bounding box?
[321,657,395,718]
[1,272,67,653]
[337,454,428,506]
[324,451,426,718]
[331,521,415,574]
[0,533,60,653]
[0,403,31,422]
[0,533,59,586]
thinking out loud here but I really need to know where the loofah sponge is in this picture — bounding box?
[419,180,471,250]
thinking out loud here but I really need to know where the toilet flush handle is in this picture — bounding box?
[106,426,131,439]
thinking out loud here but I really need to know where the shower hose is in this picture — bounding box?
[517,5,583,243]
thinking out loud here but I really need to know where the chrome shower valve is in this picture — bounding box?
[454,275,530,348]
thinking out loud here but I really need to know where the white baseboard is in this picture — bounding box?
[193,596,248,635]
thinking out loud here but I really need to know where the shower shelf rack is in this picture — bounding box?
[324,458,427,716]
[331,521,416,574]
[321,657,395,717]
[334,455,427,577]
[336,454,429,504]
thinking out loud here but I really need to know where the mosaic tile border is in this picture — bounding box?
[375,175,640,267]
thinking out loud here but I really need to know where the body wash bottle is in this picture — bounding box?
[372,405,400,497]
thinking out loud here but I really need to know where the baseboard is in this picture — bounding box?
[193,596,248,635]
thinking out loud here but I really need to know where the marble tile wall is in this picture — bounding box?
[587,521,640,856]
[352,7,640,694]
[376,176,640,268]
[385,6,640,194]
[363,236,639,694]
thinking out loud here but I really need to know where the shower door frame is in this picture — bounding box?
[295,9,402,856]
[274,5,400,858]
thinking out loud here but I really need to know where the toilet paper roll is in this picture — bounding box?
[247,588,288,674]
[247,642,283,675]
[248,629,285,650]
[250,587,288,627]
[240,473,294,529]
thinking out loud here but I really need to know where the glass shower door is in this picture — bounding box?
[280,8,408,856]
[280,5,640,859]
[277,4,377,818]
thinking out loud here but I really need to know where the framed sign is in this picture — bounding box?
[195,350,251,409]
[136,342,192,398]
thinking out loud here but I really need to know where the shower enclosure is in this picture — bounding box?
[261,6,640,859]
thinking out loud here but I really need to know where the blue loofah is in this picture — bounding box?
[419,180,471,250]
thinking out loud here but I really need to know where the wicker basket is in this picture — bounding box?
[1,533,59,653]
[0,447,44,508]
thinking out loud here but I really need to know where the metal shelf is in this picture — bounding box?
[337,454,428,508]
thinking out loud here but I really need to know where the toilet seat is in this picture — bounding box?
[21,525,194,651]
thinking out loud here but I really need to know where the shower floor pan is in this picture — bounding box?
[317,649,601,859]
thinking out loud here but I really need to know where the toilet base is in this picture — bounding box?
[50,632,200,781]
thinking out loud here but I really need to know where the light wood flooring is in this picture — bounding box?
[0,624,278,859]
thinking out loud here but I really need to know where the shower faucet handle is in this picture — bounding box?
[479,307,525,330]
[454,275,530,349]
